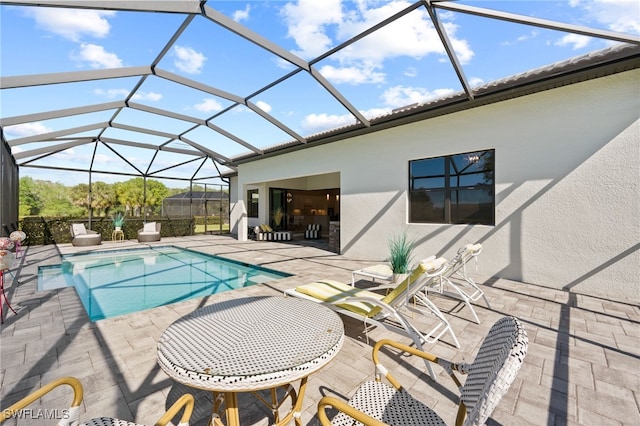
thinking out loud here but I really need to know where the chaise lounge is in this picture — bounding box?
[137,222,161,242]
[70,224,102,247]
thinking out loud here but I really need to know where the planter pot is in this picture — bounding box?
[115,227,121,231]
[393,272,409,284]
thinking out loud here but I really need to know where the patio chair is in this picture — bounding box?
[0,376,195,426]
[9,230,26,258]
[70,223,102,247]
[138,222,161,242]
[305,223,321,239]
[254,224,292,241]
[285,257,459,380]
[318,316,528,426]
[430,243,489,324]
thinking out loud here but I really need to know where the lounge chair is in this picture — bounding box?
[70,224,102,247]
[304,223,321,239]
[429,243,489,324]
[254,224,292,241]
[284,257,459,380]
[137,222,161,242]
[318,316,528,426]
[0,376,195,426]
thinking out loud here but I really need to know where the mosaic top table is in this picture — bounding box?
[156,296,344,426]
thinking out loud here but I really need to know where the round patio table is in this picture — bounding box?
[157,295,344,426]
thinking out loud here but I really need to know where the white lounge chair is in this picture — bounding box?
[137,221,161,242]
[285,257,459,380]
[318,316,528,426]
[70,224,102,247]
[429,243,489,324]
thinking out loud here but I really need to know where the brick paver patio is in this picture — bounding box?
[1,235,638,425]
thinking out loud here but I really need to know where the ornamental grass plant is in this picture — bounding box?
[388,230,414,274]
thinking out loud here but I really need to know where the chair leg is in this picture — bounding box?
[389,311,437,381]
[1,271,18,324]
[441,280,481,324]
[411,292,461,349]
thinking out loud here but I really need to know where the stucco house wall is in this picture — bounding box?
[230,69,639,302]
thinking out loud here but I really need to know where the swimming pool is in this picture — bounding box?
[38,246,291,321]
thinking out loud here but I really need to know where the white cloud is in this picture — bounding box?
[233,5,251,22]
[555,33,592,49]
[4,122,52,138]
[281,0,474,86]
[574,0,640,34]
[93,153,113,164]
[469,77,485,88]
[173,45,206,74]
[93,88,130,99]
[131,92,162,102]
[71,43,122,68]
[382,85,455,108]
[282,0,344,58]
[318,64,385,84]
[502,30,539,46]
[404,67,418,78]
[300,112,357,133]
[194,98,223,113]
[25,8,115,42]
[255,101,272,113]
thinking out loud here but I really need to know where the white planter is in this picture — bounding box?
[393,272,409,284]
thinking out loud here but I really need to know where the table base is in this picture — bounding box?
[209,378,308,426]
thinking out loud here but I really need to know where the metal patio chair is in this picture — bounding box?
[318,316,528,426]
[0,377,195,426]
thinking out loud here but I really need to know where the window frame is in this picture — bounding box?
[408,150,495,225]
[247,189,259,218]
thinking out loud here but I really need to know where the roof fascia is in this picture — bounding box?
[232,49,640,166]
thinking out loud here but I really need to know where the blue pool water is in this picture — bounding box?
[38,246,291,321]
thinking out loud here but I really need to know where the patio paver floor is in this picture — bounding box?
[1,235,638,425]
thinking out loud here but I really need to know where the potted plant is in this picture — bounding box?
[272,207,284,230]
[111,212,125,231]
[388,230,414,283]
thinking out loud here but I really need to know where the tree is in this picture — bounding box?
[19,176,43,216]
[69,183,90,214]
[90,181,117,216]
[114,178,168,217]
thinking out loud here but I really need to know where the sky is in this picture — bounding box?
[1,0,639,187]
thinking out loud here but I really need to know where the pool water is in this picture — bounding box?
[38,246,291,321]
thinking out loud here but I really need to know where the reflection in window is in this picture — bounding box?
[247,189,259,218]
[409,150,494,225]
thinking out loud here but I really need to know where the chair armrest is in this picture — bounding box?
[372,339,463,389]
[154,393,195,426]
[0,377,83,423]
[318,396,388,426]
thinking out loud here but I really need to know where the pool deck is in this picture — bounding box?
[1,235,638,425]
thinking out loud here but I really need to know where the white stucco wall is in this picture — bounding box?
[232,69,640,302]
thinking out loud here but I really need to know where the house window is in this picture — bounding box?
[247,189,259,218]
[409,150,495,225]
